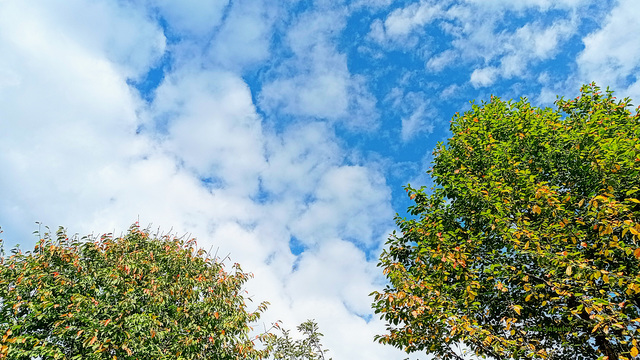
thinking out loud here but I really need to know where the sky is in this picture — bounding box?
[0,0,639,359]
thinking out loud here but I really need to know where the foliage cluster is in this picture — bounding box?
[372,84,640,360]
[0,224,269,359]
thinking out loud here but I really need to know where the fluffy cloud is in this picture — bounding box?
[281,237,403,359]
[369,0,443,47]
[577,0,640,99]
[261,121,342,198]
[382,0,443,38]
[153,0,229,37]
[457,15,578,87]
[0,0,165,238]
[291,165,393,248]
[369,0,580,88]
[259,7,379,131]
[207,0,278,71]
[151,67,266,197]
[470,66,499,88]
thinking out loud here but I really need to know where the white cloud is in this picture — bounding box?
[207,0,278,70]
[367,19,386,43]
[385,88,435,142]
[461,16,577,87]
[260,70,348,119]
[367,0,445,48]
[427,49,457,72]
[282,238,411,359]
[1,0,166,78]
[259,7,379,131]
[386,87,435,143]
[261,121,342,198]
[401,105,430,142]
[384,0,442,37]
[462,0,588,12]
[502,18,577,77]
[440,83,463,99]
[470,66,498,88]
[577,0,640,100]
[372,0,580,88]
[0,0,164,237]
[151,67,266,197]
[291,165,393,249]
[153,0,229,37]
[350,0,393,11]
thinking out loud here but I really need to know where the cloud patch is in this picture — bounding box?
[577,0,640,99]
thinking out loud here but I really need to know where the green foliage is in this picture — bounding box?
[0,224,269,359]
[372,84,640,360]
[265,320,331,360]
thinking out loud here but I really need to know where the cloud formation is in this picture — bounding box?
[577,0,640,100]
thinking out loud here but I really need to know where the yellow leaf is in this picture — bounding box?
[532,205,541,214]
[566,266,572,276]
[513,305,522,315]
[631,346,638,357]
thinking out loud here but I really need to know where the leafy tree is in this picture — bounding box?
[0,224,270,359]
[372,84,640,360]
[265,320,331,360]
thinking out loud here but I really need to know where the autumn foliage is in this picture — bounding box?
[372,84,640,359]
[0,224,269,359]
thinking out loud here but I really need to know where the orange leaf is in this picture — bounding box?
[89,335,97,346]
[634,248,640,259]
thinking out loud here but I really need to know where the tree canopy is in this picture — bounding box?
[0,224,269,359]
[264,319,331,360]
[372,84,640,360]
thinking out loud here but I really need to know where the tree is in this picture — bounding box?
[371,84,640,360]
[264,320,331,360]
[0,223,270,359]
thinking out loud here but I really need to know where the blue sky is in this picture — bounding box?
[0,0,639,358]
